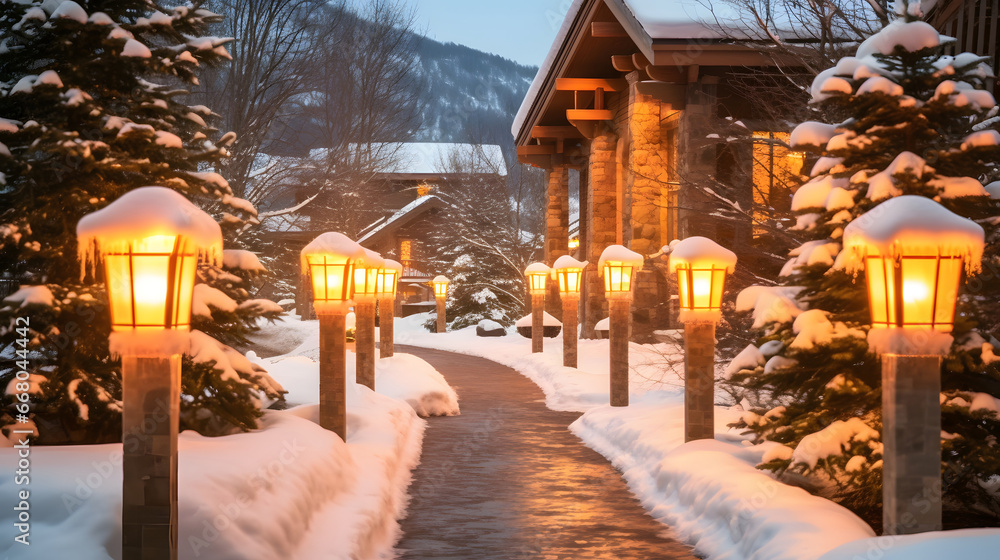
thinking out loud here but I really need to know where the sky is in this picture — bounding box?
[396,0,570,67]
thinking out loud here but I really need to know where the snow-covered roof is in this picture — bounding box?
[667,236,738,273]
[357,195,444,245]
[551,255,589,271]
[310,143,507,177]
[840,196,984,274]
[432,275,449,284]
[524,262,550,275]
[598,244,644,274]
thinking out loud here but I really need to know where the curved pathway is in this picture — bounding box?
[393,345,698,559]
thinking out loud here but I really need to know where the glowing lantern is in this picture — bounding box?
[77,187,221,342]
[668,236,737,322]
[551,255,588,296]
[376,259,403,297]
[353,248,385,302]
[598,245,644,299]
[524,262,550,296]
[301,232,368,314]
[842,196,983,335]
[432,275,450,298]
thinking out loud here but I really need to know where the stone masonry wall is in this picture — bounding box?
[583,125,618,337]
[545,165,570,263]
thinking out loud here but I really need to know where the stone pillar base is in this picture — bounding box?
[436,298,446,333]
[319,312,347,439]
[684,322,716,442]
[122,354,180,560]
[609,298,631,407]
[379,298,394,358]
[355,300,376,389]
[882,354,942,535]
[563,295,579,368]
[532,293,545,353]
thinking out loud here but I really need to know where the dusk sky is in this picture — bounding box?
[397,0,568,67]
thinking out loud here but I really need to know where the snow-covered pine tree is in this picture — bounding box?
[0,0,282,443]
[726,0,1000,528]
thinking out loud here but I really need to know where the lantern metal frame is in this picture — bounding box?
[432,278,449,298]
[376,267,400,297]
[353,263,381,300]
[602,260,635,300]
[675,264,729,312]
[526,271,548,296]
[305,254,355,305]
[863,252,963,332]
[104,235,198,332]
[555,267,585,296]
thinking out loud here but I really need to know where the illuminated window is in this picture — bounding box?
[752,131,804,238]
[399,239,412,263]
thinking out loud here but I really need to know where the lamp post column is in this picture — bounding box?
[319,311,348,439]
[531,292,544,353]
[121,355,181,560]
[436,297,446,333]
[379,297,395,358]
[609,297,630,407]
[882,354,942,534]
[355,299,376,389]
[683,322,716,442]
[562,295,579,368]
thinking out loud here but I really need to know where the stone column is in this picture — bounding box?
[628,81,674,256]
[562,294,579,368]
[609,298,631,406]
[355,300,376,389]
[436,297,446,333]
[684,322,716,442]
[319,312,347,439]
[545,165,570,263]
[531,292,544,353]
[121,355,180,560]
[379,297,394,358]
[882,354,942,535]
[584,126,618,338]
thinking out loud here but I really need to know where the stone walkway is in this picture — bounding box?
[393,345,698,560]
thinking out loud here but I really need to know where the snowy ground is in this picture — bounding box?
[385,312,1000,560]
[0,317,458,560]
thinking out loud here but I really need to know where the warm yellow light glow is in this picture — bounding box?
[602,261,633,296]
[568,238,580,250]
[676,266,727,311]
[526,272,548,295]
[353,264,380,298]
[104,235,198,332]
[433,276,449,298]
[557,268,584,295]
[864,254,963,331]
[376,268,399,296]
[306,254,354,304]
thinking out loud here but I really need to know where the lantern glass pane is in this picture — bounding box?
[558,268,582,294]
[710,269,727,309]
[528,273,546,293]
[354,266,379,296]
[376,269,398,296]
[173,252,197,330]
[105,235,197,331]
[603,262,631,293]
[434,282,448,297]
[900,257,937,327]
[865,257,891,328]
[932,257,962,331]
[308,255,351,302]
[690,269,714,309]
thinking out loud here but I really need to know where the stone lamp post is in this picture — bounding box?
[524,262,551,353]
[667,236,737,443]
[376,259,403,358]
[551,255,588,367]
[352,248,384,390]
[432,275,450,333]
[77,187,223,560]
[598,245,644,407]
[301,232,368,438]
[842,195,984,535]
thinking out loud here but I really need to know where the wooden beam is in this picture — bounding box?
[531,126,583,139]
[687,64,700,83]
[556,78,628,92]
[517,144,556,156]
[611,55,637,72]
[631,52,650,70]
[566,109,613,121]
[645,65,688,83]
[591,21,627,37]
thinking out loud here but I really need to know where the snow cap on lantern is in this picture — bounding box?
[353,248,385,301]
[598,245,644,299]
[668,236,737,323]
[300,232,368,314]
[432,275,450,298]
[550,255,589,296]
[376,259,403,297]
[76,186,223,357]
[840,196,984,355]
[524,262,551,295]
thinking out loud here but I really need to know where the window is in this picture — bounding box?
[752,131,804,237]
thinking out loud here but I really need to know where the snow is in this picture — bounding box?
[523,261,550,275]
[961,129,1000,150]
[857,76,903,96]
[840,195,984,275]
[121,38,152,58]
[986,181,1000,199]
[781,240,840,276]
[88,11,113,25]
[825,187,855,210]
[222,249,266,272]
[50,0,87,23]
[933,80,996,111]
[2,285,55,308]
[432,274,449,284]
[969,392,1000,414]
[866,327,954,356]
[790,121,838,148]
[855,19,942,59]
[550,254,588,274]
[515,311,561,328]
[77,186,223,279]
[188,329,275,385]
[238,299,283,314]
[819,528,1000,560]
[725,344,766,376]
[818,76,853,96]
[927,175,988,198]
[736,286,804,328]
[667,236,737,273]
[791,417,879,470]
[153,130,182,148]
[192,284,237,318]
[35,69,63,88]
[791,176,849,211]
[357,196,441,244]
[598,244,644,271]
[299,232,367,284]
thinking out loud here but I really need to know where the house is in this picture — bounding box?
[930,0,999,95]
[513,0,804,337]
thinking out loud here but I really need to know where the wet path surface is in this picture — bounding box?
[393,345,698,560]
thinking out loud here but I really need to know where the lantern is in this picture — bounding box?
[432,275,450,298]
[842,196,984,336]
[598,245,644,299]
[353,248,385,302]
[77,187,221,345]
[668,237,737,319]
[301,232,368,313]
[551,255,588,296]
[376,259,403,297]
[524,262,550,296]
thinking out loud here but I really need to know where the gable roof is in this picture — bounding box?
[357,195,446,247]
